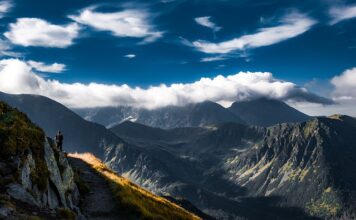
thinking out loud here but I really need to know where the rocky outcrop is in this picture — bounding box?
[1,138,82,218]
[0,101,82,219]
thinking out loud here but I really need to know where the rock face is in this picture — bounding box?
[107,117,356,219]
[223,116,356,218]
[0,101,81,218]
[4,140,81,216]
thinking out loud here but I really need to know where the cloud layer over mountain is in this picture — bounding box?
[0,58,332,109]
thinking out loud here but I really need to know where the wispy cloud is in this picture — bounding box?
[190,11,316,54]
[69,7,163,43]
[201,56,227,62]
[124,54,136,59]
[27,60,66,73]
[4,18,80,48]
[329,4,356,25]
[0,0,12,18]
[195,16,221,32]
[0,58,332,109]
[0,38,20,57]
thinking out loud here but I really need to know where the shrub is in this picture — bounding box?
[57,208,76,220]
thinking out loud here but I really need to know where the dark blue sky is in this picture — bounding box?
[2,0,356,87]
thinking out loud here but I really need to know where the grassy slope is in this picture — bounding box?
[69,153,201,220]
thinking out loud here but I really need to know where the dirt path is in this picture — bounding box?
[69,157,123,220]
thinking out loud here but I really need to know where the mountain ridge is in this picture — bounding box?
[75,98,311,129]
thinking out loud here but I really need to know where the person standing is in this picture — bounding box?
[55,130,64,151]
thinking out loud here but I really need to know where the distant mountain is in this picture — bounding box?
[76,99,311,129]
[228,98,310,127]
[74,100,245,129]
[107,118,356,219]
[0,92,124,156]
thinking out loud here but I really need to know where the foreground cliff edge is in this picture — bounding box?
[0,101,200,220]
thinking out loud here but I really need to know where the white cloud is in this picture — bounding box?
[0,0,12,18]
[0,58,331,109]
[4,18,80,48]
[195,16,221,32]
[124,54,136,59]
[69,8,163,43]
[329,4,356,25]
[331,67,356,102]
[191,12,316,54]
[27,60,66,73]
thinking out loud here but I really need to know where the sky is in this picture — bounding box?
[0,0,355,115]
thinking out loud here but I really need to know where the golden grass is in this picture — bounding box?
[69,153,201,220]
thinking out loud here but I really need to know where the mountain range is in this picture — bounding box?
[109,117,356,219]
[74,98,310,129]
[1,91,355,219]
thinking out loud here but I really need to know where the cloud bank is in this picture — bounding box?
[191,11,316,54]
[4,18,80,48]
[69,7,163,43]
[0,58,332,109]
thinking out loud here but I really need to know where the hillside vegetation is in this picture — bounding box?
[69,153,200,220]
[0,101,49,190]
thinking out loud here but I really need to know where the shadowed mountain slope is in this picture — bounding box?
[228,98,310,127]
[0,92,124,156]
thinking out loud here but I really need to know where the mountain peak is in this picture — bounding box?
[228,98,310,127]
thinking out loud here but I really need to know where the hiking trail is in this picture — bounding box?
[69,157,124,220]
